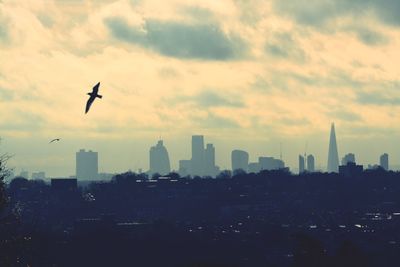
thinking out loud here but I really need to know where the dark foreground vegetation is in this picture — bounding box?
[1,168,400,266]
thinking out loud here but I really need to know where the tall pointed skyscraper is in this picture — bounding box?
[327,123,339,173]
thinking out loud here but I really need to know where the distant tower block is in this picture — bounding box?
[327,123,339,173]
[307,155,315,172]
[341,153,356,166]
[191,135,205,176]
[204,144,217,177]
[149,140,171,175]
[380,153,389,171]
[299,155,305,174]
[231,150,249,173]
[76,149,98,180]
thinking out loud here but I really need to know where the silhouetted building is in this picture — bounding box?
[178,160,191,177]
[259,157,284,171]
[299,155,305,173]
[76,149,98,180]
[51,178,78,192]
[341,153,356,166]
[149,140,171,176]
[248,162,261,173]
[204,144,218,177]
[231,150,249,173]
[307,155,315,172]
[380,153,389,171]
[32,172,46,180]
[191,135,205,176]
[327,123,339,173]
[339,162,363,178]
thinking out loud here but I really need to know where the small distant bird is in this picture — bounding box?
[49,138,60,144]
[85,82,103,114]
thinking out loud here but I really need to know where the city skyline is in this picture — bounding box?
[7,127,396,179]
[2,1,400,177]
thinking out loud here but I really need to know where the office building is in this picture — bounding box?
[231,150,249,173]
[76,149,98,180]
[341,153,356,166]
[380,153,389,171]
[339,162,363,178]
[191,135,205,176]
[307,155,315,172]
[204,144,217,177]
[299,155,305,174]
[149,140,171,175]
[259,157,285,171]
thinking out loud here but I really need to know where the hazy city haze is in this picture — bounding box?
[1,0,400,176]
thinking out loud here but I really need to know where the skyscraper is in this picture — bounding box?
[259,157,284,171]
[76,149,98,180]
[231,150,249,173]
[327,123,339,173]
[204,143,217,177]
[149,140,171,175]
[307,154,315,172]
[380,153,389,171]
[341,153,356,166]
[299,155,305,173]
[191,135,205,176]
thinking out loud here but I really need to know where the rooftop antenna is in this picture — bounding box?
[304,141,308,170]
[304,142,308,159]
[280,142,283,161]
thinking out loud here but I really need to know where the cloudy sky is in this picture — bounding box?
[1,0,400,177]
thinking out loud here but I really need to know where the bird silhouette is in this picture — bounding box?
[85,82,103,114]
[49,138,60,143]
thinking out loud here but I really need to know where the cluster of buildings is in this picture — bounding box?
[318,123,389,177]
[232,150,285,174]
[178,135,219,177]
[16,124,393,181]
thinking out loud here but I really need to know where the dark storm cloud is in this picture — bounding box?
[274,0,400,27]
[105,17,247,60]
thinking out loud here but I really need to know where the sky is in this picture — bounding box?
[1,0,400,177]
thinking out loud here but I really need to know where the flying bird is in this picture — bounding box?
[85,82,103,114]
[49,138,60,144]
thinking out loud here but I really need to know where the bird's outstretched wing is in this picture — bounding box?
[92,82,100,94]
[49,138,60,143]
[85,96,95,114]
